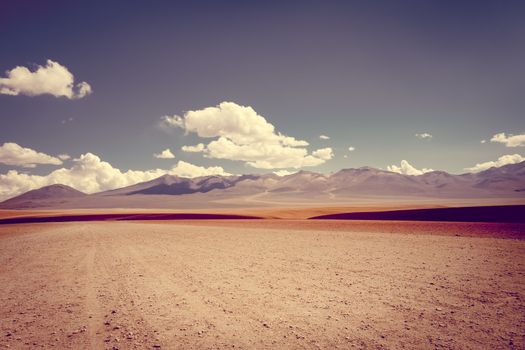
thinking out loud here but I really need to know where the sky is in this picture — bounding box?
[1,0,525,198]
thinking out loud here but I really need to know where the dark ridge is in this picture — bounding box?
[129,183,198,195]
[0,213,262,225]
[128,182,230,195]
[127,176,253,196]
[309,205,525,223]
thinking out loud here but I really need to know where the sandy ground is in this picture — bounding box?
[0,207,442,220]
[1,200,524,220]
[0,221,524,349]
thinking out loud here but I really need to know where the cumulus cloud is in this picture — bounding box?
[319,135,330,140]
[204,136,324,169]
[490,132,525,147]
[0,142,62,167]
[0,153,231,201]
[415,132,432,140]
[58,154,71,160]
[273,170,297,177]
[387,160,433,176]
[179,102,308,146]
[0,60,92,99]
[161,115,184,129]
[161,102,330,169]
[181,143,205,153]
[465,154,524,173]
[312,147,334,160]
[480,139,486,144]
[0,153,162,198]
[154,148,175,159]
[348,146,356,151]
[170,160,231,178]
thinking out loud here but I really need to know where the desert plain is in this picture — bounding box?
[0,207,524,350]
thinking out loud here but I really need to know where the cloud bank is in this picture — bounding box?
[0,153,231,201]
[0,142,62,167]
[0,60,92,99]
[490,133,525,147]
[163,102,330,169]
[387,160,433,176]
[465,154,524,173]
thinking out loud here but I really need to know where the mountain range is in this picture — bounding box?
[1,162,524,209]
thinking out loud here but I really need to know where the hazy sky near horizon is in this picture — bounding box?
[1,0,525,184]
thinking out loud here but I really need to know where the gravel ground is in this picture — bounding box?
[0,221,524,349]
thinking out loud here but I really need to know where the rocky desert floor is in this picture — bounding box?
[0,220,524,349]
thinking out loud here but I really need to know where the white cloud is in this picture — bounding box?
[0,153,161,198]
[76,82,92,98]
[170,160,231,178]
[0,142,62,167]
[178,101,308,146]
[319,135,330,140]
[387,160,433,176]
[205,136,324,169]
[480,139,486,144]
[0,153,231,201]
[465,154,524,173]
[312,147,334,160]
[162,101,329,169]
[161,115,184,129]
[415,132,433,140]
[273,170,297,177]
[0,60,92,99]
[58,154,71,160]
[0,171,48,201]
[490,132,525,147]
[181,143,205,153]
[154,148,175,159]
[348,146,356,152]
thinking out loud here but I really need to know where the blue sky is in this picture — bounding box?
[1,0,524,197]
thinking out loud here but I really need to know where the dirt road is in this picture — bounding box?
[0,221,524,349]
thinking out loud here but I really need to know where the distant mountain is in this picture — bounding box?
[1,184,86,208]
[1,162,524,209]
[473,162,525,192]
[328,167,427,195]
[97,174,258,196]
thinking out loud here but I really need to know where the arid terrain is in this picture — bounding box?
[1,217,524,349]
[2,2,524,349]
